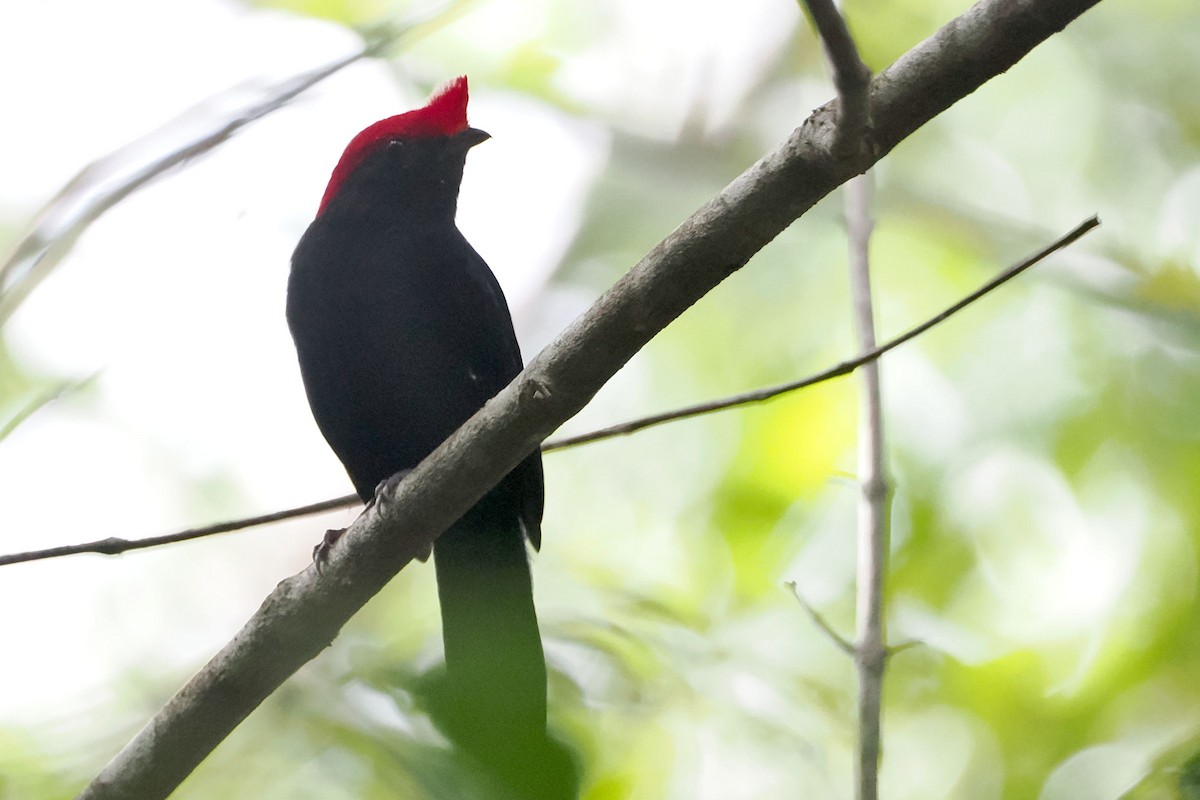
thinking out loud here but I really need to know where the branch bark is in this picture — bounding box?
[77,1,1104,797]
[845,172,889,800]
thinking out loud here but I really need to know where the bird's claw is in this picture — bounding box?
[312,527,346,573]
[370,468,413,510]
[370,469,432,562]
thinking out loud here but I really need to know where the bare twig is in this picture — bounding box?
[786,599,925,663]
[800,0,872,154]
[786,581,856,655]
[544,215,1099,450]
[0,217,1099,568]
[887,639,922,657]
[0,494,360,567]
[845,171,888,800]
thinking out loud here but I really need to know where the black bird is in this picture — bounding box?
[287,77,571,798]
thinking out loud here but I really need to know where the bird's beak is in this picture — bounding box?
[452,127,491,150]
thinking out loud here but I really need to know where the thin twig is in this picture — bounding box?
[887,639,922,657]
[545,215,1099,450]
[0,217,1099,568]
[800,0,872,154]
[0,495,360,567]
[845,171,887,800]
[786,581,856,655]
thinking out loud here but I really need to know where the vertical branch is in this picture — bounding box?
[799,0,872,154]
[845,173,890,800]
[799,0,889,796]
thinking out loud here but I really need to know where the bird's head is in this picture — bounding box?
[316,75,490,218]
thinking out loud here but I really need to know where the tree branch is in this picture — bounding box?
[76,1,1103,795]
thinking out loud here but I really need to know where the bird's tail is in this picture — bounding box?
[432,497,575,798]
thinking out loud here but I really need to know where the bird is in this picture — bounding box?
[286,76,572,798]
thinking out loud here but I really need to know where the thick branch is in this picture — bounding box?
[78,1,1103,797]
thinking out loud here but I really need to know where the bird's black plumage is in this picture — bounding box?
[287,84,571,797]
[287,132,544,549]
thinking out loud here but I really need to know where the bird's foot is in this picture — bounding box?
[312,527,346,572]
[368,469,432,562]
[370,468,413,510]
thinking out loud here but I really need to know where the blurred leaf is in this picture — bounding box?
[246,0,394,26]
[711,380,854,598]
[1135,261,1200,314]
